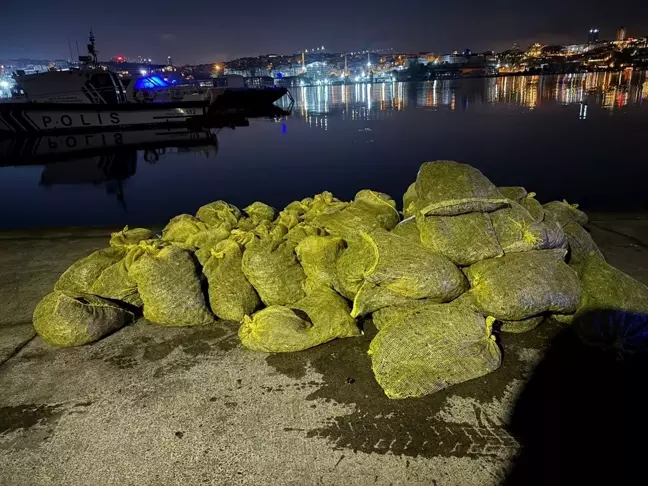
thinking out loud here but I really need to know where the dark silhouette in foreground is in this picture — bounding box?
[505,309,648,486]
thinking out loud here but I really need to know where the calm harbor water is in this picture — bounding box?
[1,71,647,230]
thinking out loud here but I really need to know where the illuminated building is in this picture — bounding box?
[305,61,328,79]
[439,53,466,64]
[526,43,544,58]
[270,65,302,78]
[616,26,627,42]
[588,28,600,43]
[564,44,587,55]
[167,56,172,66]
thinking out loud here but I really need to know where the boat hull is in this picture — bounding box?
[210,87,288,111]
[0,101,209,134]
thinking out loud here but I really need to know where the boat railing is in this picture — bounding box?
[7,85,124,103]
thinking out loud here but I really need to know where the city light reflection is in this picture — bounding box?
[276,71,647,129]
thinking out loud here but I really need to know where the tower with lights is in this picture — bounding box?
[588,28,600,43]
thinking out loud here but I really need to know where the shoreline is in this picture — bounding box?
[291,68,646,87]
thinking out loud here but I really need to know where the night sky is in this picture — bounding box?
[2,1,648,63]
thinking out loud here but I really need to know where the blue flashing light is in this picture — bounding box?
[276,72,283,79]
[134,75,170,90]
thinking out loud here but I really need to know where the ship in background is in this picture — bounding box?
[0,32,289,134]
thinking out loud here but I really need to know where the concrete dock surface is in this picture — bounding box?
[1,214,647,485]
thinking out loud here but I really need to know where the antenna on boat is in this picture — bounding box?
[87,30,98,67]
[78,30,99,68]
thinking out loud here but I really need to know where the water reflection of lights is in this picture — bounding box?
[277,71,648,128]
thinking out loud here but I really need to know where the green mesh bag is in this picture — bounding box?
[301,192,348,221]
[491,201,548,254]
[130,244,215,326]
[577,254,648,314]
[90,257,142,307]
[54,247,125,294]
[412,161,509,216]
[497,186,528,202]
[542,212,567,249]
[275,202,306,231]
[186,223,232,250]
[241,237,306,306]
[235,217,259,231]
[284,222,326,245]
[295,235,345,291]
[161,214,211,247]
[196,200,241,227]
[252,220,288,241]
[350,229,467,317]
[372,299,434,331]
[466,249,581,321]
[352,283,418,317]
[334,237,375,300]
[244,202,276,223]
[109,226,154,249]
[368,298,501,399]
[498,315,544,333]
[391,217,420,242]
[543,200,588,226]
[574,254,648,354]
[194,247,212,267]
[353,190,400,230]
[417,212,503,266]
[239,287,360,352]
[518,193,545,222]
[312,190,400,238]
[402,183,419,218]
[563,221,603,265]
[33,291,133,347]
[203,239,260,321]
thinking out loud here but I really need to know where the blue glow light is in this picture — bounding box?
[134,75,170,90]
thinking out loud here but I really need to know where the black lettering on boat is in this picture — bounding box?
[42,116,52,128]
[97,113,103,124]
[61,115,73,127]
[47,138,58,149]
[114,133,123,145]
[109,113,120,125]
[66,136,77,148]
[85,135,93,145]
[80,114,91,126]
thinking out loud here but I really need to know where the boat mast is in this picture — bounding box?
[87,30,99,68]
[68,41,74,66]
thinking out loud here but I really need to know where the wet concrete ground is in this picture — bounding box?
[0,214,647,485]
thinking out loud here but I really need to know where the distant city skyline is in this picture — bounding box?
[2,1,648,63]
